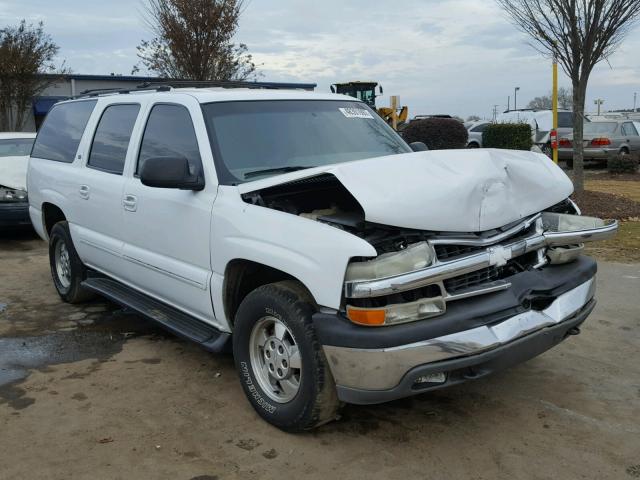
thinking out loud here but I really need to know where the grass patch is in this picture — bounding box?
[584,179,640,203]
[585,221,640,262]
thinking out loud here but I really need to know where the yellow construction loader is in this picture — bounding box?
[330,81,408,130]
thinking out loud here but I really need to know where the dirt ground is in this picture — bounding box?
[1,230,639,480]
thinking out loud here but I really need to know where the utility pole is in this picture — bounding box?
[507,96,510,111]
[552,51,558,164]
[594,98,604,116]
[634,92,637,112]
[492,104,499,122]
[514,87,520,110]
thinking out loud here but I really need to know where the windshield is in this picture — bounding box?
[584,122,617,135]
[202,100,411,184]
[0,138,34,157]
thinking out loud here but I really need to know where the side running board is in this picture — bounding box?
[82,277,229,353]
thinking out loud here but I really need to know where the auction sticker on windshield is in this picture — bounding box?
[339,107,374,119]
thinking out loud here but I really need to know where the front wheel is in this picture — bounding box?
[233,281,339,431]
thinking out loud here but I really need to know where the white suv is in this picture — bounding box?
[27,86,617,431]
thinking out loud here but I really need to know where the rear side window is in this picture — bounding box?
[31,100,97,163]
[622,122,638,136]
[557,112,574,128]
[88,104,140,174]
[471,123,488,132]
[137,104,202,175]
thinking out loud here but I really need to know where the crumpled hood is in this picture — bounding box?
[0,155,29,191]
[238,149,574,232]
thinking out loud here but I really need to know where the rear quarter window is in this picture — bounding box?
[31,100,97,163]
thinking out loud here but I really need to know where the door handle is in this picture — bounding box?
[79,185,90,199]
[123,194,137,212]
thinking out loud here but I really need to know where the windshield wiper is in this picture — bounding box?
[244,165,312,179]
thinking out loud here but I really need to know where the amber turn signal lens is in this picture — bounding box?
[346,306,386,326]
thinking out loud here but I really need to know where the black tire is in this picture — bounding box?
[468,142,479,148]
[233,281,339,431]
[48,221,95,303]
[620,147,630,155]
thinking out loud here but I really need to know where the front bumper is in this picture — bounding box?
[318,258,597,404]
[0,202,31,228]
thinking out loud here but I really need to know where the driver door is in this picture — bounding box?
[120,98,218,323]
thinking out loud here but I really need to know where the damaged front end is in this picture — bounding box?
[241,173,617,327]
[343,206,617,326]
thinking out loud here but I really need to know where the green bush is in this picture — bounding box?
[401,118,468,150]
[607,154,639,174]
[482,123,532,150]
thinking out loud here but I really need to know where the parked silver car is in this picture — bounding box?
[559,120,640,166]
[466,121,490,148]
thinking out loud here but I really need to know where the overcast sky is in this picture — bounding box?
[3,0,640,118]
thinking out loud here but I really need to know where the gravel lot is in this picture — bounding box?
[1,230,639,480]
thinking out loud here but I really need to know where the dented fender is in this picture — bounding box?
[210,186,377,317]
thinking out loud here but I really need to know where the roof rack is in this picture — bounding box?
[78,84,171,97]
[138,79,315,90]
[78,79,316,98]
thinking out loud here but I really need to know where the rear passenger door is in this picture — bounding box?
[72,103,141,276]
[120,99,217,324]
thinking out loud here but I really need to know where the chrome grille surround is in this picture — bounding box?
[344,215,618,300]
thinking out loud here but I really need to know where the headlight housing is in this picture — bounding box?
[345,241,435,281]
[0,186,28,203]
[344,242,443,326]
[541,212,604,232]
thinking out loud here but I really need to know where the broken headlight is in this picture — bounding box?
[541,212,604,232]
[0,186,27,203]
[345,241,435,281]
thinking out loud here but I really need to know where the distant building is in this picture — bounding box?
[23,74,316,132]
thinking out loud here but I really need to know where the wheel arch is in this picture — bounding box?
[222,259,316,328]
[42,202,67,237]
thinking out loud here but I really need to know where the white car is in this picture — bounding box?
[0,132,36,228]
[27,86,617,431]
[466,121,490,148]
[496,110,576,155]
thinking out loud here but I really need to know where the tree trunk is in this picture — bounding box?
[571,80,587,194]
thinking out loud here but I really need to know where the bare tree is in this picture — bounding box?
[136,0,257,81]
[526,87,573,109]
[0,20,65,131]
[495,0,640,193]
[467,115,482,122]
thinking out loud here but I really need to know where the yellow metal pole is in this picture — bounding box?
[552,51,558,164]
[390,95,399,131]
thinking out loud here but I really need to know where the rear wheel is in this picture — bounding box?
[620,147,630,155]
[49,222,94,303]
[468,142,479,148]
[233,281,339,431]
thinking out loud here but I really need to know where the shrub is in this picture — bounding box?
[482,123,532,150]
[607,154,639,174]
[401,118,468,150]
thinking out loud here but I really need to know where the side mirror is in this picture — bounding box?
[330,85,336,93]
[379,85,384,95]
[409,142,429,152]
[139,156,204,191]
